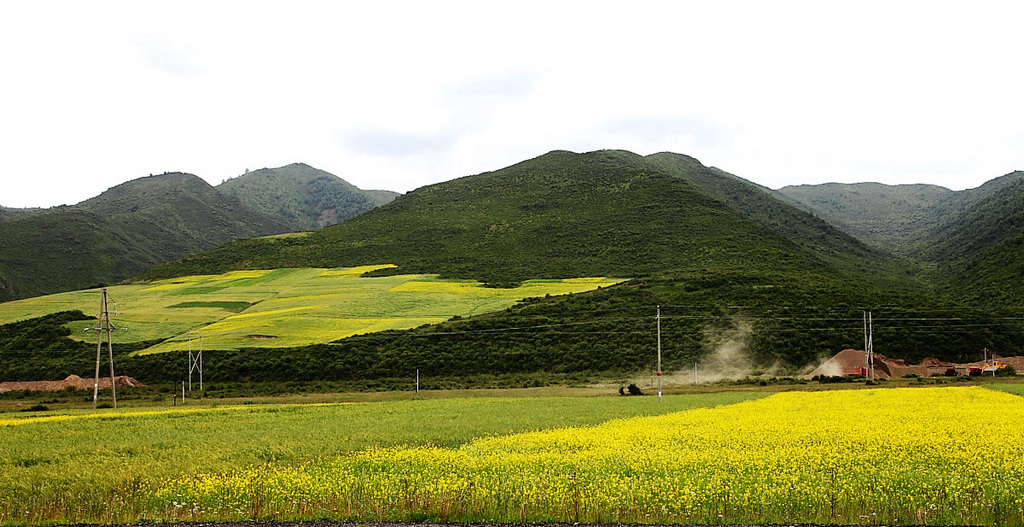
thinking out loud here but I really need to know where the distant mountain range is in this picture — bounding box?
[3,150,1023,373]
[0,165,397,301]
[143,150,911,288]
[218,163,399,230]
[776,171,1024,302]
[135,150,1024,368]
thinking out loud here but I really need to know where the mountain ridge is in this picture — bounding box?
[217,163,399,230]
[5,150,1023,380]
[776,171,1024,300]
[0,165,394,301]
[139,149,847,285]
[129,148,1024,372]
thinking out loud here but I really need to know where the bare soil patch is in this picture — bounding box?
[0,374,142,393]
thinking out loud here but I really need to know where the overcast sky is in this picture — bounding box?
[2,1,1022,208]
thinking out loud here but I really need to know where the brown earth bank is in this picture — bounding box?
[65,522,933,527]
[0,374,142,393]
[807,348,1022,379]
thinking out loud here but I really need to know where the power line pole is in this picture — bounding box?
[86,288,125,409]
[863,311,875,381]
[656,305,662,402]
[869,312,875,381]
[187,330,203,392]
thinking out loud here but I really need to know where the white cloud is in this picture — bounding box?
[1,1,1022,207]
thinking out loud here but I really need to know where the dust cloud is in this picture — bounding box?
[633,319,778,389]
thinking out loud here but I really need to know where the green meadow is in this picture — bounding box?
[0,391,761,525]
[0,265,622,354]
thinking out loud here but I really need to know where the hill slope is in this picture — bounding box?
[217,163,400,230]
[140,150,847,285]
[0,208,163,301]
[0,207,46,223]
[776,172,1024,253]
[644,153,916,287]
[776,171,1024,302]
[776,182,957,252]
[922,173,1024,303]
[10,150,1021,381]
[137,150,1022,371]
[0,173,292,301]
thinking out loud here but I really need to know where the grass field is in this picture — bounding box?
[0,390,759,525]
[0,265,622,354]
[3,386,1024,526]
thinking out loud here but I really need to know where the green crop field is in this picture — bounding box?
[0,390,760,525]
[0,265,622,354]
[3,386,1023,526]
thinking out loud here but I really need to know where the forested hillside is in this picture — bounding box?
[776,182,956,252]
[140,150,906,287]
[6,151,1022,385]
[923,174,1024,303]
[0,173,292,301]
[128,150,1023,376]
[0,166,398,302]
[217,163,399,230]
[776,171,1024,302]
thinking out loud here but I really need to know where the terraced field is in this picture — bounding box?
[0,265,623,353]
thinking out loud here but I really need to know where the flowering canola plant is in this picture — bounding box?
[151,386,1024,526]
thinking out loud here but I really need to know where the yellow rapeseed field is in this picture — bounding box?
[0,265,623,353]
[151,386,1024,526]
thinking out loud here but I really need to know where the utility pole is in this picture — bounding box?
[863,311,875,381]
[657,305,662,402]
[188,330,203,392]
[86,288,125,409]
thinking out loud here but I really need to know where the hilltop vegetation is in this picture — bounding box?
[4,150,1023,386]
[123,150,1023,379]
[777,171,1024,302]
[776,182,957,252]
[142,150,905,287]
[0,166,395,302]
[218,163,399,230]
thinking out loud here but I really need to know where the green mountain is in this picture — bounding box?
[644,153,916,288]
[5,150,1021,387]
[0,206,46,223]
[0,208,157,301]
[217,163,400,230]
[922,173,1024,303]
[0,173,293,302]
[776,171,1024,302]
[134,150,1021,375]
[144,150,916,289]
[776,172,1024,252]
[141,150,844,284]
[776,182,957,253]
[0,166,400,302]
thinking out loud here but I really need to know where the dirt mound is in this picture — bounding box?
[0,375,143,393]
[807,349,891,378]
[808,349,1021,379]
